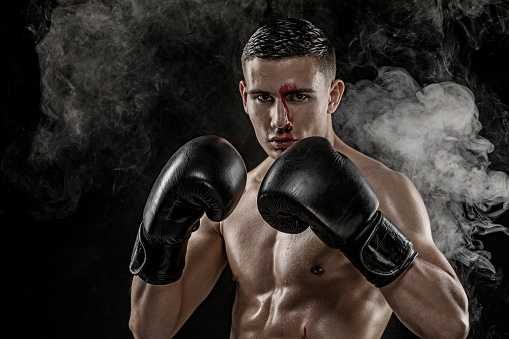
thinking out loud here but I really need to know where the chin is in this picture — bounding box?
[267,147,288,160]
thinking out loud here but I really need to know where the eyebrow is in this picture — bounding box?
[247,88,316,95]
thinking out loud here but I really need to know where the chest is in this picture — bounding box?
[222,189,358,291]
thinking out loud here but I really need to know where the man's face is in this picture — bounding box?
[240,57,343,159]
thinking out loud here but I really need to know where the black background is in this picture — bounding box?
[2,0,508,338]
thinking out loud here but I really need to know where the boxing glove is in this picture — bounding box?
[257,136,417,287]
[129,135,247,285]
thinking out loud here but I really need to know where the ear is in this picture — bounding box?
[239,80,248,114]
[327,79,344,114]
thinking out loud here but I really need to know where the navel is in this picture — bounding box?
[309,265,325,275]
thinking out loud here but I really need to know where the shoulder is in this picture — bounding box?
[336,141,407,193]
[339,144,433,242]
[368,167,429,234]
[362,162,417,207]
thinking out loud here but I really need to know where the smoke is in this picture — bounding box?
[2,0,267,219]
[329,0,509,333]
[334,67,509,272]
[2,0,509,336]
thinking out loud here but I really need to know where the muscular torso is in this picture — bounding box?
[219,142,396,338]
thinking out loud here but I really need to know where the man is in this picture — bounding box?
[129,18,469,338]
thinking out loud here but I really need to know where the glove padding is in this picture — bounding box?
[258,136,416,287]
[130,135,247,285]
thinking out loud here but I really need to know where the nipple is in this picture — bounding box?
[310,265,324,275]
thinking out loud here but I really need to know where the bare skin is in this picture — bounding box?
[225,150,391,338]
[129,57,469,339]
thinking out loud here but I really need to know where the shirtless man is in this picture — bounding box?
[129,18,469,338]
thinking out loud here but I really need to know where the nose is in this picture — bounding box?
[270,100,290,130]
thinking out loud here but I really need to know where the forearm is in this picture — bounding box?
[129,276,183,339]
[381,257,469,339]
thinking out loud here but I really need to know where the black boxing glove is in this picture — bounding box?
[257,136,417,287]
[129,135,247,285]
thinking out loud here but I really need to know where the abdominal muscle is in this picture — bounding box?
[221,164,393,339]
[223,215,393,339]
[228,258,392,339]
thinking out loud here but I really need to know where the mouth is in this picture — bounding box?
[270,135,296,149]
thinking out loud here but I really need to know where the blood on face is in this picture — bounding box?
[278,83,297,130]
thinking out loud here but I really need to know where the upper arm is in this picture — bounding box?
[372,170,470,338]
[171,215,228,335]
[375,170,457,277]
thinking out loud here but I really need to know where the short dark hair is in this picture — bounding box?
[241,18,336,82]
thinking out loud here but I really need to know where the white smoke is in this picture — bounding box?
[334,67,509,273]
[3,0,508,336]
[7,0,265,219]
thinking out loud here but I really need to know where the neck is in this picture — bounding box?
[324,117,342,150]
[332,133,348,151]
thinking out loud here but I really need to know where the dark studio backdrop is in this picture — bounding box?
[2,0,509,338]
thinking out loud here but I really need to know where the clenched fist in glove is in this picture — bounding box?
[257,136,417,287]
[130,135,247,285]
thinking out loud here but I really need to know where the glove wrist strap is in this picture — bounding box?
[129,223,188,285]
[343,211,417,287]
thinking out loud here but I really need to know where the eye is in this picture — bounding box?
[290,93,307,102]
[256,94,273,102]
